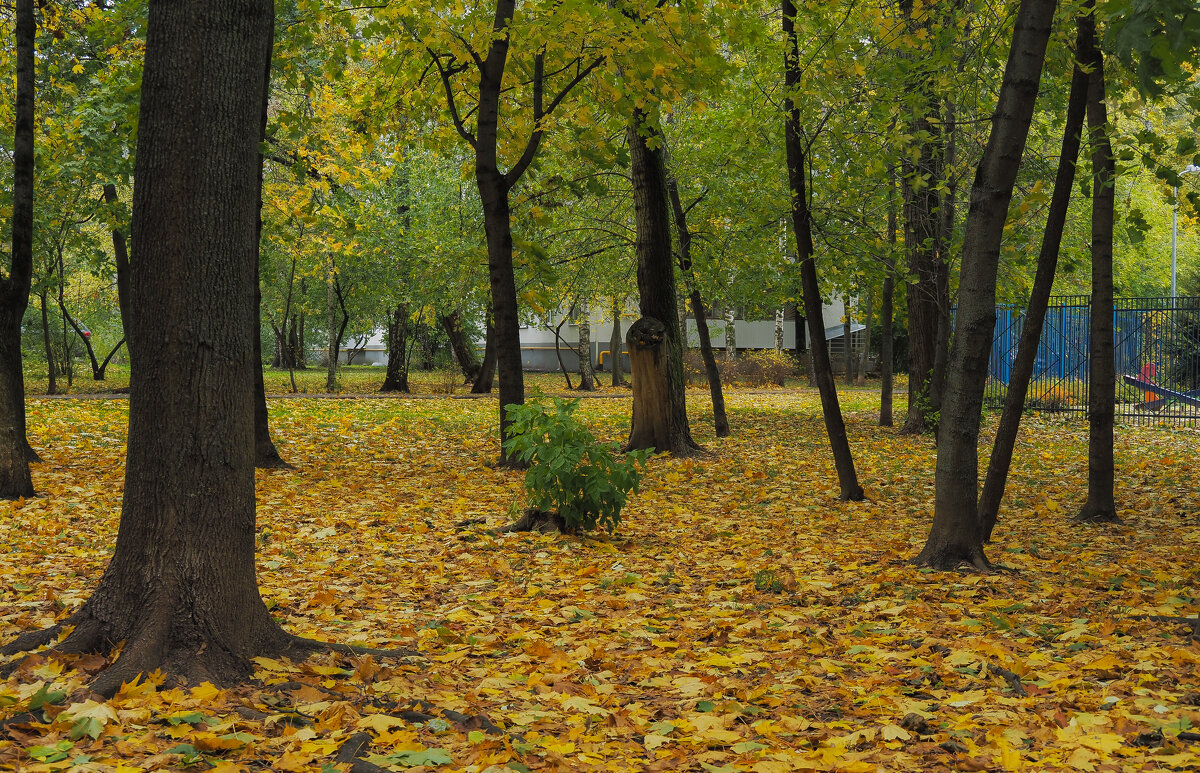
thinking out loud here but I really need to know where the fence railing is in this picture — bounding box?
[984,296,1200,426]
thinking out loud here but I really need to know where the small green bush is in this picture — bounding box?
[503,397,651,533]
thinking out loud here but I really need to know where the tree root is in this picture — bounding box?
[1130,615,1200,640]
[335,732,391,773]
[287,634,421,660]
[255,455,295,471]
[493,508,573,535]
[1072,504,1123,525]
[985,662,1027,696]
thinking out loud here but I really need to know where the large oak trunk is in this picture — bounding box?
[1075,4,1118,524]
[0,0,36,497]
[916,0,1056,569]
[625,110,698,455]
[0,0,299,694]
[979,31,1088,540]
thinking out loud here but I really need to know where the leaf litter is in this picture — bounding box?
[1,389,1198,772]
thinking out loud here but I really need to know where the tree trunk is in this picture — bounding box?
[915,0,1056,569]
[0,0,36,496]
[857,289,873,386]
[552,316,574,390]
[979,29,1087,541]
[0,0,303,693]
[102,184,131,342]
[609,296,625,387]
[775,308,784,354]
[843,295,854,384]
[324,270,340,392]
[625,109,698,455]
[899,0,948,436]
[724,309,736,361]
[381,303,411,392]
[880,168,898,427]
[41,292,57,396]
[471,306,496,393]
[667,171,728,436]
[576,299,595,390]
[1075,3,1118,524]
[441,310,481,383]
[784,0,862,501]
[254,142,289,470]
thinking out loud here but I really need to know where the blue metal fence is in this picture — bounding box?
[984,296,1200,425]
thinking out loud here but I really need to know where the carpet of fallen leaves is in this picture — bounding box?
[1,386,1198,773]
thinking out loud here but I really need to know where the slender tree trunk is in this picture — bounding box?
[725,309,736,361]
[784,0,862,501]
[667,172,728,436]
[775,308,784,354]
[441,310,481,383]
[0,0,37,496]
[880,168,898,427]
[254,110,289,470]
[0,0,304,693]
[624,109,698,455]
[471,306,496,393]
[915,0,1056,569]
[843,296,854,384]
[102,184,131,342]
[899,0,947,435]
[857,288,873,386]
[609,296,625,387]
[552,316,574,390]
[41,292,57,396]
[381,303,411,392]
[576,299,595,390]
[1075,3,1118,524]
[979,33,1087,540]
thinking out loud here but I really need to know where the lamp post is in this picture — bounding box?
[1171,163,1200,299]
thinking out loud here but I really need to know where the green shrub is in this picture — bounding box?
[503,397,651,533]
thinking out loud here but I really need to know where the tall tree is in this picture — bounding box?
[2,0,310,694]
[915,0,1057,569]
[1074,4,1118,524]
[624,109,700,455]
[667,171,729,437]
[0,0,37,499]
[423,0,602,462]
[783,0,863,502]
[979,19,1089,540]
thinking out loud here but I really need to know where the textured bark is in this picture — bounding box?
[471,306,496,393]
[0,0,301,692]
[381,303,411,392]
[784,0,862,501]
[624,318,681,453]
[843,297,854,384]
[575,300,595,391]
[1075,4,1118,525]
[667,172,728,436]
[625,110,698,455]
[102,184,131,341]
[0,0,36,497]
[724,309,736,361]
[979,34,1087,541]
[441,310,481,383]
[916,0,1056,569]
[899,0,949,436]
[880,169,899,427]
[857,291,873,386]
[609,297,625,387]
[324,272,343,392]
[41,293,57,396]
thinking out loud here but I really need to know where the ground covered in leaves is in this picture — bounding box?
[1,386,1198,772]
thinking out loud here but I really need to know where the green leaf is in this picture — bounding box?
[70,716,104,740]
[29,683,67,711]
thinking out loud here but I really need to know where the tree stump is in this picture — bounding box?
[625,316,689,454]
